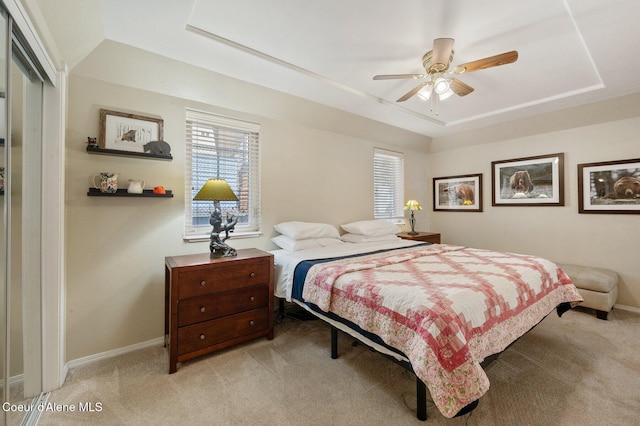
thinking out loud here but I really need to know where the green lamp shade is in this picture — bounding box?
[404,199,423,211]
[193,179,239,201]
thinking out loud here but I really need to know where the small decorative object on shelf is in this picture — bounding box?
[194,179,240,258]
[87,136,97,147]
[153,186,166,195]
[404,199,423,235]
[93,172,119,194]
[143,140,171,156]
[127,179,145,194]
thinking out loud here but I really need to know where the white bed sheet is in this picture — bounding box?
[272,239,422,301]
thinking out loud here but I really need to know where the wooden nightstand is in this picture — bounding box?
[397,232,441,244]
[165,248,274,373]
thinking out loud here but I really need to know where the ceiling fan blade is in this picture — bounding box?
[373,74,425,80]
[453,50,518,74]
[396,82,428,102]
[450,78,474,96]
[431,38,455,71]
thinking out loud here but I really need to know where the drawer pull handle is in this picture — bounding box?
[200,280,206,287]
[249,272,256,278]
[200,334,206,340]
[200,306,206,313]
[250,296,255,302]
[249,320,255,326]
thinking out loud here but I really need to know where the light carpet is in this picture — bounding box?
[36,307,640,425]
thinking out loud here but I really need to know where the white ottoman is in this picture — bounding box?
[558,264,618,320]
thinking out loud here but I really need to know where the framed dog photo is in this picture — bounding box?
[578,158,640,214]
[99,109,163,153]
[492,153,564,206]
[433,173,483,212]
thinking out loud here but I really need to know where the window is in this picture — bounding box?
[373,148,404,221]
[185,109,261,239]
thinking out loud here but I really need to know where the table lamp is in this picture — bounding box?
[404,199,422,235]
[194,179,239,258]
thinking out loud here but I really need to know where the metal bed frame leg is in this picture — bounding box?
[275,298,285,323]
[416,378,427,421]
[330,326,338,359]
[330,325,427,420]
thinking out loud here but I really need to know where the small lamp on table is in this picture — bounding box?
[194,179,240,258]
[404,199,422,235]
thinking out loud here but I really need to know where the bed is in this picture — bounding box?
[273,237,583,420]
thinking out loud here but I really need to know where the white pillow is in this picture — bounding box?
[340,233,400,243]
[316,238,344,247]
[274,221,340,240]
[271,235,344,251]
[271,235,320,251]
[340,219,399,236]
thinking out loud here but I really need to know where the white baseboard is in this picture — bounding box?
[65,337,164,370]
[614,303,640,314]
[0,373,24,390]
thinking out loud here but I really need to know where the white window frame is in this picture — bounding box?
[373,148,404,223]
[184,109,261,240]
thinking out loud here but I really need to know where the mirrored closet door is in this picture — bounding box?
[1,4,47,425]
[0,6,7,423]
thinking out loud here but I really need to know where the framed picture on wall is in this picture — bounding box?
[99,109,163,153]
[492,153,564,206]
[578,158,640,214]
[433,173,483,212]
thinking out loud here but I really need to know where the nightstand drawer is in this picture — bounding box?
[177,307,269,355]
[178,284,269,326]
[178,258,270,299]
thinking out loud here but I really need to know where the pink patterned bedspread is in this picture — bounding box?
[301,244,583,418]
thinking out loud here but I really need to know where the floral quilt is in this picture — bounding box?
[301,244,583,418]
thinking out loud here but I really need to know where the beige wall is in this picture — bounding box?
[65,41,430,360]
[66,39,639,363]
[429,116,640,309]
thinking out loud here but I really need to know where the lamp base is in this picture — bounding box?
[210,233,237,258]
[210,246,237,258]
[409,212,418,235]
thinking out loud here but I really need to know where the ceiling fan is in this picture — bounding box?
[373,38,518,108]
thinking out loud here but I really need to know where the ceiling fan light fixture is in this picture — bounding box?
[439,90,454,101]
[417,84,433,101]
[434,77,451,95]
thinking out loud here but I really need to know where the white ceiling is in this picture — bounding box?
[38,0,640,138]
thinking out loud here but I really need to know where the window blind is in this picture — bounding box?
[373,148,404,220]
[185,109,261,238]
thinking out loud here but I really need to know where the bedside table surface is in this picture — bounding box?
[166,248,271,269]
[397,232,441,244]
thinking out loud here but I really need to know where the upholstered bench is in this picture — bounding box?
[558,264,618,320]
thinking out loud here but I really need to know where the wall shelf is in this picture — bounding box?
[87,188,173,198]
[86,145,172,160]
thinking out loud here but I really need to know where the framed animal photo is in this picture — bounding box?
[433,173,483,212]
[578,158,640,214]
[492,153,564,206]
[99,109,163,154]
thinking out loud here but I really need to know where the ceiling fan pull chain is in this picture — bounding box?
[431,92,440,116]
